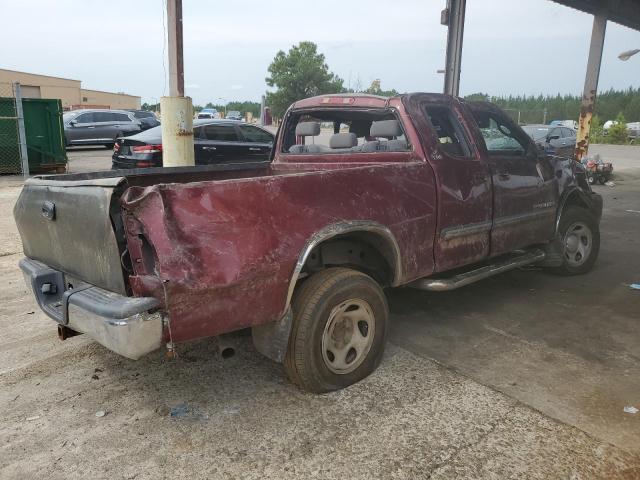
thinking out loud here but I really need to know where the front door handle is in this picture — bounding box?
[87,126,95,129]
[249,147,261,151]
[202,146,217,151]
[498,172,511,181]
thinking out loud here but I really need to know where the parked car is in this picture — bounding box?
[603,120,618,135]
[550,119,578,130]
[63,109,142,148]
[111,120,274,169]
[15,93,602,393]
[522,124,576,158]
[125,109,161,131]
[226,110,243,121]
[196,108,219,119]
[626,121,640,142]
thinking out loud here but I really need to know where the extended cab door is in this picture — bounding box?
[418,98,493,272]
[467,103,559,256]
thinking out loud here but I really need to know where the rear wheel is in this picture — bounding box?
[284,268,388,393]
[548,206,599,275]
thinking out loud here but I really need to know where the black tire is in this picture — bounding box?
[598,176,606,185]
[548,206,600,276]
[284,267,388,393]
[588,175,596,185]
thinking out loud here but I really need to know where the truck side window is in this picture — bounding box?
[423,105,472,158]
[471,110,529,157]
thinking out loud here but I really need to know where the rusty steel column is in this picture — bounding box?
[575,14,607,161]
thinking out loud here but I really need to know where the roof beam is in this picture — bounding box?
[551,0,640,31]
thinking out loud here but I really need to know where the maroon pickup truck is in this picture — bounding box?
[14,93,602,393]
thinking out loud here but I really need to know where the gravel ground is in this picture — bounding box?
[1,146,640,479]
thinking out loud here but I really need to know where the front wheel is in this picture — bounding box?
[548,206,600,275]
[284,268,388,393]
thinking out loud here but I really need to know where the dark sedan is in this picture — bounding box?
[521,124,576,159]
[125,109,161,130]
[112,119,274,169]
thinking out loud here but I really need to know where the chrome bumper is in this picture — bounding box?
[20,257,163,360]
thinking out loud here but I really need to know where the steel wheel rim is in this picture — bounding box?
[564,221,592,267]
[321,298,375,375]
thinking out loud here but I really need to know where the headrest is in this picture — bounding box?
[329,132,357,149]
[370,119,402,138]
[295,121,320,136]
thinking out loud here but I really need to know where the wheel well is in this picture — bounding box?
[301,232,397,287]
[563,189,590,211]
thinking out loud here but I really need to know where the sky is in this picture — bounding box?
[2,0,640,105]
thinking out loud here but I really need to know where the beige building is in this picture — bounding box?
[0,68,140,110]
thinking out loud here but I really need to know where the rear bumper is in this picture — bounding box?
[20,257,163,360]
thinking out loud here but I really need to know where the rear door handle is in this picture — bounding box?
[249,147,261,151]
[498,172,511,181]
[87,126,95,129]
[202,146,216,151]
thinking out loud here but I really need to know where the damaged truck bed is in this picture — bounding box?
[14,93,603,393]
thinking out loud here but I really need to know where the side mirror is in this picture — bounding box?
[69,120,77,126]
[547,134,560,142]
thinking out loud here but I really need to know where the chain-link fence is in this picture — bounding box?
[0,82,26,175]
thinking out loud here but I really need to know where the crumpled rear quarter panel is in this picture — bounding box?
[120,163,436,343]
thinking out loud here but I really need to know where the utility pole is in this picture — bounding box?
[161,0,194,167]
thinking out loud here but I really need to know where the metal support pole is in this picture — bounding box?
[442,0,466,97]
[260,95,266,125]
[167,0,184,97]
[575,14,607,161]
[162,0,194,167]
[14,83,29,177]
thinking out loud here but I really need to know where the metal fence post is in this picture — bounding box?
[14,82,29,177]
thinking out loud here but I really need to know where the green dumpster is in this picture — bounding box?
[22,98,67,173]
[0,97,67,174]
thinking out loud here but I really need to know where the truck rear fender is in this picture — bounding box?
[252,221,402,363]
[286,221,402,302]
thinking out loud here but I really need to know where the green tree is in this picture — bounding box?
[364,79,399,97]
[590,114,605,143]
[265,41,344,117]
[608,112,629,144]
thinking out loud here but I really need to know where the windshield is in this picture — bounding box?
[228,111,240,116]
[522,126,551,141]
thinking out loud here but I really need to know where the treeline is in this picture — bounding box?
[141,101,261,118]
[199,101,261,117]
[465,87,640,124]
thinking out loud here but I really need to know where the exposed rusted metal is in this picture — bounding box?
[57,324,82,341]
[575,15,607,162]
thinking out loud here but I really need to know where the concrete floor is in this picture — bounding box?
[1,145,639,478]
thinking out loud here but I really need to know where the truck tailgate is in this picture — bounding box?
[14,176,128,295]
